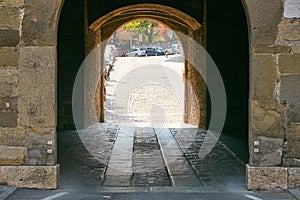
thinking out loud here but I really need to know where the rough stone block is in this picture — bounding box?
[0,166,18,185]
[286,105,300,123]
[284,0,300,18]
[278,54,300,74]
[283,158,300,167]
[0,127,27,146]
[252,45,292,54]
[284,125,300,158]
[0,111,17,127]
[0,68,18,84]
[21,0,63,45]
[0,47,19,67]
[17,165,59,189]
[286,124,300,141]
[277,19,300,45]
[246,165,288,190]
[0,29,19,47]
[18,46,56,127]
[250,54,278,100]
[0,0,24,7]
[250,100,284,139]
[0,82,18,97]
[250,136,284,166]
[280,75,300,105]
[0,146,26,165]
[291,46,300,53]
[0,165,59,189]
[27,128,56,166]
[0,7,20,28]
[0,97,17,111]
[288,168,300,188]
[245,0,282,44]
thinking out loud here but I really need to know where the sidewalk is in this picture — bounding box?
[0,186,17,200]
[289,189,300,200]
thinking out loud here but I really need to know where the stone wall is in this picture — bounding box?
[0,0,62,189]
[245,0,300,190]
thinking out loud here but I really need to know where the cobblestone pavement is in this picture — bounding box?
[171,128,245,190]
[104,56,185,127]
[58,124,119,189]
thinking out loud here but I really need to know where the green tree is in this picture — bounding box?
[124,20,162,44]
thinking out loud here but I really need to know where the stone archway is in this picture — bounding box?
[84,4,206,129]
[1,0,299,191]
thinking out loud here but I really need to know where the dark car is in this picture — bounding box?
[145,47,165,56]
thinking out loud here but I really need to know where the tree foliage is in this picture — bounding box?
[124,20,164,44]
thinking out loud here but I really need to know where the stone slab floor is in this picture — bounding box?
[58,56,247,191]
[58,124,247,191]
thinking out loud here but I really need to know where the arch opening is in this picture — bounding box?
[102,19,188,128]
[56,0,250,189]
[83,4,206,129]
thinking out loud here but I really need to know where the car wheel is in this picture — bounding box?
[155,53,158,56]
[135,54,138,57]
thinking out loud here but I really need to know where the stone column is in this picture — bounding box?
[0,0,62,189]
[245,0,300,190]
[184,27,206,129]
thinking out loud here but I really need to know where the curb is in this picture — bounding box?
[0,186,17,200]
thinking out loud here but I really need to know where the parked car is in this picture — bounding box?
[125,48,145,57]
[145,47,165,56]
[139,48,146,56]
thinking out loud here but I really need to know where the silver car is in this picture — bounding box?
[125,48,145,57]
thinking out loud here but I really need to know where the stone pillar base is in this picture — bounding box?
[0,164,59,189]
[246,164,300,190]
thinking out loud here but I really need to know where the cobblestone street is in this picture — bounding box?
[58,56,246,190]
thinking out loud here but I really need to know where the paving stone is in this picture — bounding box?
[171,128,245,187]
[171,175,201,186]
[132,127,171,187]
[103,175,132,187]
[59,127,116,187]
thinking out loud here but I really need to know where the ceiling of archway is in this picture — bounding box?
[89,3,201,31]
